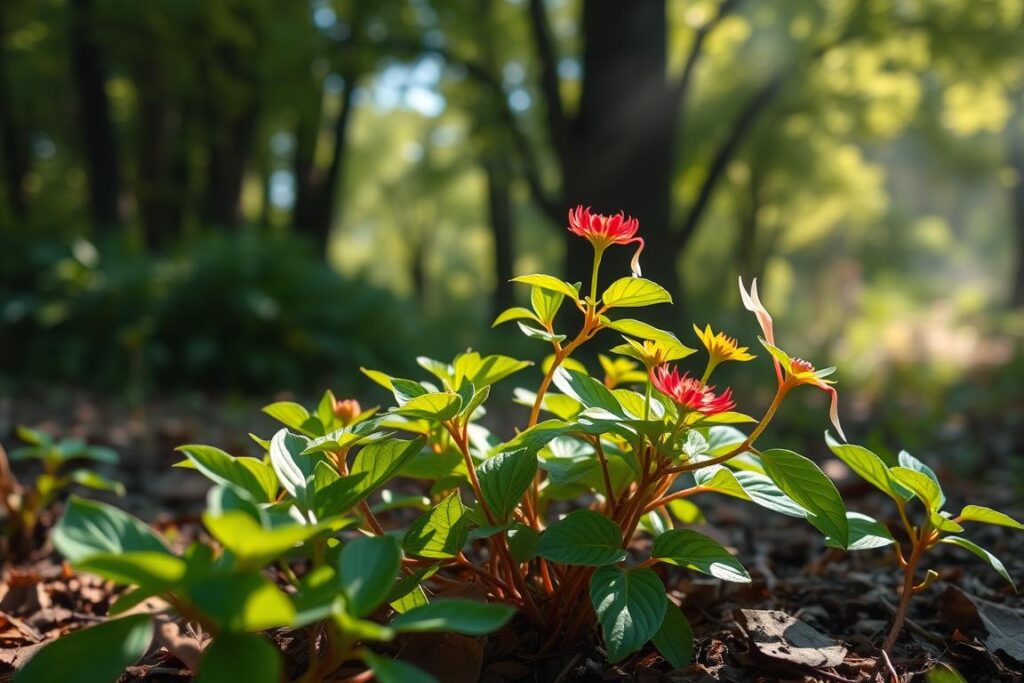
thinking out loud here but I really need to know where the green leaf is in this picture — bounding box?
[395,393,463,421]
[590,566,667,662]
[940,536,1015,589]
[176,444,274,503]
[890,467,944,514]
[478,449,537,522]
[263,402,311,432]
[824,433,909,501]
[340,535,402,617]
[517,321,566,343]
[898,450,945,506]
[652,604,694,670]
[760,449,849,548]
[536,509,627,566]
[389,599,515,635]
[492,306,538,327]
[362,650,439,683]
[16,425,51,447]
[404,492,469,559]
[507,523,541,562]
[958,505,1024,530]
[825,512,895,551]
[460,354,532,388]
[601,277,672,308]
[511,274,580,301]
[531,285,564,324]
[317,437,426,518]
[603,318,696,360]
[269,429,315,512]
[183,572,295,631]
[203,512,323,567]
[52,496,170,563]
[195,633,281,683]
[77,551,187,588]
[552,368,623,415]
[13,614,153,683]
[652,529,751,583]
[63,469,125,496]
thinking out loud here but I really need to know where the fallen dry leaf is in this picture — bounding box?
[737,608,847,669]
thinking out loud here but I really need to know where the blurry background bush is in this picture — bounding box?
[0,0,1022,473]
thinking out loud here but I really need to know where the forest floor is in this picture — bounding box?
[1,392,1023,682]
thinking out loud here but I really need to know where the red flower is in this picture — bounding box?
[650,365,735,416]
[568,205,645,277]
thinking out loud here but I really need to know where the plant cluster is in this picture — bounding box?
[13,207,1022,682]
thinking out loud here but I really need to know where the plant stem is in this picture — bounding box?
[590,247,605,304]
[881,540,923,654]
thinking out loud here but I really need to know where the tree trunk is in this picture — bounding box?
[563,0,678,305]
[203,100,259,228]
[1010,126,1024,308]
[70,0,121,234]
[0,5,28,219]
[135,62,179,250]
[485,155,515,317]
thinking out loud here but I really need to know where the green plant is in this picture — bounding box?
[1,427,122,560]
[825,435,1023,658]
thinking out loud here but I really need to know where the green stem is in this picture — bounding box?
[589,247,605,304]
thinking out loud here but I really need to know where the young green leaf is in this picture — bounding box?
[957,505,1024,530]
[203,512,325,567]
[517,322,566,343]
[404,492,469,559]
[195,633,281,683]
[890,466,944,514]
[536,509,627,566]
[552,368,623,416]
[76,551,187,588]
[898,450,945,506]
[389,599,516,635]
[590,566,667,663]
[824,433,908,501]
[760,449,849,548]
[269,429,315,511]
[13,614,153,683]
[339,535,403,617]
[651,603,694,670]
[492,306,539,327]
[651,529,751,583]
[477,449,537,522]
[183,571,296,632]
[511,274,580,301]
[825,512,895,551]
[262,402,312,432]
[394,392,463,421]
[361,650,439,683]
[507,523,541,562]
[62,469,125,496]
[531,285,564,324]
[940,536,1015,589]
[176,444,274,503]
[52,496,171,563]
[601,277,672,308]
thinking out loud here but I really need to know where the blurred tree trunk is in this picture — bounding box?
[1010,123,1024,307]
[485,154,515,317]
[203,100,259,228]
[135,61,183,250]
[70,0,122,234]
[0,5,28,219]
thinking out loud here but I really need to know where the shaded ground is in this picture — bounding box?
[2,393,1023,682]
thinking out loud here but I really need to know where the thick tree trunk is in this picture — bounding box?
[203,101,259,228]
[563,0,678,300]
[485,155,515,317]
[0,9,28,219]
[70,0,121,233]
[135,62,181,250]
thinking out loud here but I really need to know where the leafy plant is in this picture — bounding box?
[824,434,1023,656]
[22,205,915,678]
[1,426,122,560]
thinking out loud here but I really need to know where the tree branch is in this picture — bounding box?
[527,0,570,163]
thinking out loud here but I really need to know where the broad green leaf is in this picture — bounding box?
[52,496,170,563]
[176,444,273,503]
[362,650,438,683]
[269,429,315,511]
[652,604,693,669]
[78,445,120,465]
[203,512,323,567]
[183,572,295,631]
[898,450,945,506]
[590,566,667,662]
[930,511,964,533]
[492,306,538,327]
[395,393,462,421]
[456,353,533,389]
[761,449,849,548]
[890,467,944,514]
[195,633,281,683]
[478,449,537,522]
[507,523,541,562]
[825,433,908,501]
[511,274,580,301]
[335,608,396,642]
[318,437,427,518]
[531,285,564,324]
[462,385,491,421]
[262,402,311,432]
[77,551,187,588]
[404,492,468,559]
[652,529,750,583]
[668,498,704,524]
[237,458,279,502]
[536,509,627,566]
[16,425,51,447]
[340,535,402,617]
[552,368,623,415]
[389,599,515,635]
[825,512,895,551]
[497,419,577,455]
[940,536,1015,589]
[517,322,566,343]
[63,469,125,496]
[13,614,153,683]
[958,505,1024,530]
[731,470,808,518]
[601,277,672,308]
[302,417,385,455]
[603,318,695,361]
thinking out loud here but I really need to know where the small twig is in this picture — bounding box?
[880,648,899,683]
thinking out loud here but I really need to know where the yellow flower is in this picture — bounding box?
[693,324,756,365]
